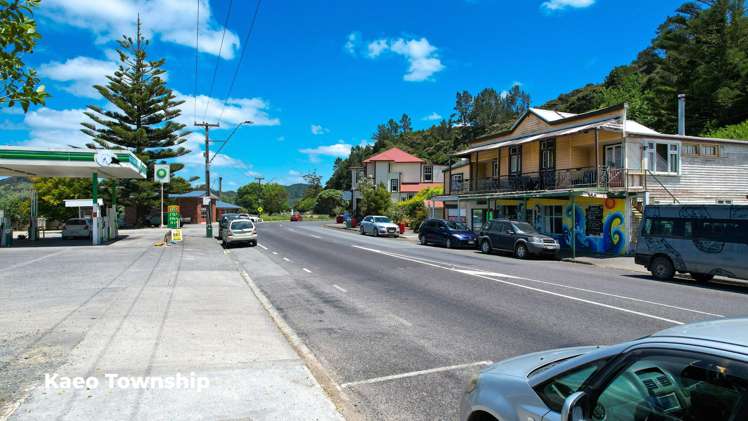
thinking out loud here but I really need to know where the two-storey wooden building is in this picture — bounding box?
[436,104,748,255]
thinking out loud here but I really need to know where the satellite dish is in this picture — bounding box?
[95,150,115,167]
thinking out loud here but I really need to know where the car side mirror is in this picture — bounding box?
[561,391,586,421]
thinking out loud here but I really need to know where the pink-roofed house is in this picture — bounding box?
[354,147,447,204]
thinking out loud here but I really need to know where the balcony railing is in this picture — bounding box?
[450,166,628,195]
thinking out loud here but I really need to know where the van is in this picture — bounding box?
[635,205,748,282]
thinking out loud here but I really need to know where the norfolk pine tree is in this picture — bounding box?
[81,18,189,224]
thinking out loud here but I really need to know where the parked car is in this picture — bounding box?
[478,219,560,259]
[221,219,257,247]
[418,219,477,248]
[635,204,748,282]
[461,317,748,421]
[62,218,92,239]
[290,212,303,222]
[219,213,243,237]
[144,213,162,227]
[245,214,263,223]
[359,215,399,237]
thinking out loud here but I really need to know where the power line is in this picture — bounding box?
[217,0,262,125]
[201,0,234,122]
[193,0,200,123]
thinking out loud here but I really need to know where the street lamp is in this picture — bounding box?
[209,120,253,164]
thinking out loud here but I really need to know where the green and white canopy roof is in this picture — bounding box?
[0,146,147,179]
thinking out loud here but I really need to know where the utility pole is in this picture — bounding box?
[194,121,219,238]
[218,176,223,199]
[255,176,264,186]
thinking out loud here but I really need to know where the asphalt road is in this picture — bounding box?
[231,221,748,421]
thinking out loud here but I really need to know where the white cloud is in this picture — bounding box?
[245,169,262,178]
[21,107,93,148]
[310,124,329,135]
[352,34,445,82]
[40,0,240,59]
[423,112,442,121]
[541,0,595,11]
[283,170,305,184]
[344,32,360,55]
[181,150,245,168]
[299,142,352,163]
[39,56,117,98]
[175,91,281,127]
[367,39,388,58]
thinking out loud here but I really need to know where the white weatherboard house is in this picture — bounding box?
[435,103,748,255]
[352,147,448,205]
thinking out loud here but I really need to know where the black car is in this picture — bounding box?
[418,219,478,249]
[478,219,560,259]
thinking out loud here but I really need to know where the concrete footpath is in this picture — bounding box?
[2,225,343,421]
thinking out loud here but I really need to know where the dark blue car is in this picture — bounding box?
[418,218,478,249]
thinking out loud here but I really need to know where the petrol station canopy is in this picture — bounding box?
[0,146,147,179]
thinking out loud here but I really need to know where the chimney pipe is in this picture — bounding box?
[678,94,686,136]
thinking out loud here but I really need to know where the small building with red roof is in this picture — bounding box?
[356,147,448,204]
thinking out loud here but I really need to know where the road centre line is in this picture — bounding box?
[332,284,347,293]
[355,246,720,318]
[390,314,413,327]
[283,257,291,262]
[341,361,492,388]
[258,244,268,250]
[303,268,312,273]
[352,245,686,325]
[272,251,278,255]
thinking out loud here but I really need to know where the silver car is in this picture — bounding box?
[359,215,399,237]
[461,317,748,421]
[221,219,257,247]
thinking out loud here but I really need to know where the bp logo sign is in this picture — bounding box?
[154,164,170,183]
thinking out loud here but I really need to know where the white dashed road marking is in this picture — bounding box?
[258,244,268,250]
[272,251,278,255]
[341,361,492,388]
[332,284,347,293]
[303,268,312,273]
[283,257,291,262]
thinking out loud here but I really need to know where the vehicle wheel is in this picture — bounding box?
[446,238,453,249]
[360,228,364,235]
[250,241,257,247]
[221,239,227,248]
[514,243,528,259]
[419,234,426,245]
[650,256,675,281]
[690,272,713,282]
[480,240,491,254]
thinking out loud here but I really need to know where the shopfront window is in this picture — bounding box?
[542,205,563,234]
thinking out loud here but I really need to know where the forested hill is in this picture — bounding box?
[542,0,748,137]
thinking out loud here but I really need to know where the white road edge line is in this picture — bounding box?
[310,234,322,239]
[332,284,347,293]
[341,361,492,388]
[390,314,413,327]
[272,251,278,255]
[353,245,685,325]
[257,244,268,250]
[303,268,312,273]
[283,257,291,262]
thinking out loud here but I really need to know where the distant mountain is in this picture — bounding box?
[0,176,31,187]
[285,183,309,206]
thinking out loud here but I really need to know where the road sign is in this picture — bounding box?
[202,196,211,206]
[257,206,263,214]
[171,229,183,241]
[154,164,170,183]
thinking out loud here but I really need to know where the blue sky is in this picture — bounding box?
[2,0,684,190]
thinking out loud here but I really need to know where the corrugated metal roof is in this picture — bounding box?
[216,200,240,209]
[529,108,577,122]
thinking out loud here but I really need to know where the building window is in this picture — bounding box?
[390,178,399,192]
[542,205,563,234]
[423,165,433,182]
[509,146,521,175]
[646,141,680,175]
[491,160,499,177]
[682,143,699,156]
[701,144,720,157]
[540,139,555,170]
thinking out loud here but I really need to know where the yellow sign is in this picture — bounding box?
[168,205,180,213]
[171,229,183,241]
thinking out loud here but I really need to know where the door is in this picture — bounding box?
[604,144,624,188]
[495,221,515,250]
[471,209,486,233]
[540,139,556,189]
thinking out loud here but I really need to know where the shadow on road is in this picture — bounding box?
[622,273,748,294]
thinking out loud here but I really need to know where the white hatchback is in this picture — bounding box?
[62,218,92,239]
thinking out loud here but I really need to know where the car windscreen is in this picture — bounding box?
[230,221,254,230]
[373,217,391,223]
[513,222,538,234]
[446,221,469,230]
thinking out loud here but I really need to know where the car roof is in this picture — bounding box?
[230,219,253,224]
[651,317,748,348]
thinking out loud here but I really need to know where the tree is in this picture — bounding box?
[314,189,345,216]
[236,182,264,213]
[302,171,322,200]
[81,18,189,225]
[358,179,391,217]
[0,0,48,112]
[454,91,473,127]
[262,183,288,214]
[707,119,748,139]
[295,196,317,213]
[400,113,412,133]
[32,177,92,222]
